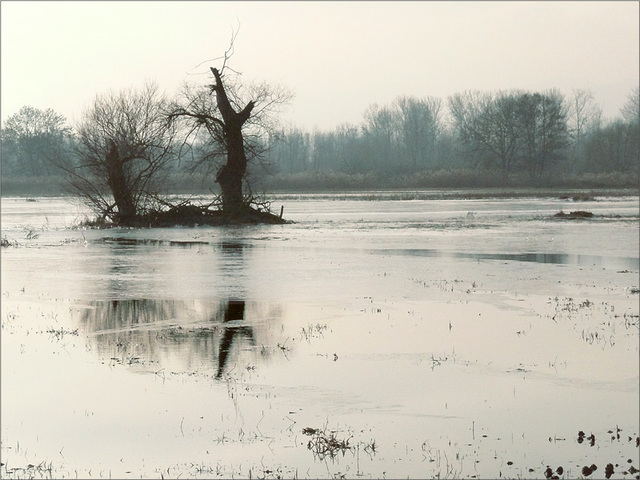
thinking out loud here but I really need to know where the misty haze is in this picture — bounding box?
[1,2,639,479]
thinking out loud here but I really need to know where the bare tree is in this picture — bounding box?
[169,39,292,214]
[362,104,400,172]
[65,82,178,224]
[394,96,442,171]
[1,106,73,176]
[449,90,523,179]
[266,127,312,174]
[584,119,639,173]
[621,86,639,124]
[567,89,602,140]
[565,89,602,170]
[516,90,568,178]
[449,89,568,179]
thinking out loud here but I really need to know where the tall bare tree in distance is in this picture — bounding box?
[1,106,73,176]
[169,33,292,214]
[566,89,602,171]
[621,86,639,125]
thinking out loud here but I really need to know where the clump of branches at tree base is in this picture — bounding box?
[553,210,594,219]
[82,194,288,228]
[140,198,287,227]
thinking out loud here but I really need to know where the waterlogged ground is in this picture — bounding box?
[1,192,639,479]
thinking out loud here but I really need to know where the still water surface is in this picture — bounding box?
[1,193,639,479]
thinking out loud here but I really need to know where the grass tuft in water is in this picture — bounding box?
[303,427,352,459]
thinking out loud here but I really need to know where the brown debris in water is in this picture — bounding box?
[303,426,352,459]
[553,210,594,219]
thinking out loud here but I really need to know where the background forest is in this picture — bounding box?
[1,85,638,196]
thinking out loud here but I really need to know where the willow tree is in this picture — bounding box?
[209,66,253,211]
[170,46,291,215]
[67,82,178,224]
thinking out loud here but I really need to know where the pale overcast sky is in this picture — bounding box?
[1,1,638,131]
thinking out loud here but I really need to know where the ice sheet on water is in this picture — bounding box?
[1,194,638,479]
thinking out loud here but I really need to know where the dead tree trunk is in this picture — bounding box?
[105,139,136,223]
[210,67,255,214]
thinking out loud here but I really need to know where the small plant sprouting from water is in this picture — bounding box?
[21,224,40,240]
[300,322,328,342]
[277,338,291,354]
[302,426,352,459]
[430,353,451,370]
[46,327,79,341]
[548,296,637,348]
[1,236,17,248]
[363,438,377,455]
[619,312,639,329]
[2,458,54,479]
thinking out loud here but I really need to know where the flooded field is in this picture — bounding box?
[1,192,639,479]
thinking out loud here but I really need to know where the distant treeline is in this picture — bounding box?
[257,88,639,191]
[2,87,638,195]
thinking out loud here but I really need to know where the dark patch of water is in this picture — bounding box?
[101,237,211,248]
[101,237,252,253]
[100,236,639,269]
[377,249,639,270]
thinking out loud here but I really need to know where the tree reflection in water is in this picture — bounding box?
[216,299,255,378]
[75,298,278,377]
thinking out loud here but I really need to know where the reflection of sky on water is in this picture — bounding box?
[90,238,254,301]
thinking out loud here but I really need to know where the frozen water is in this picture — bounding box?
[1,193,638,478]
